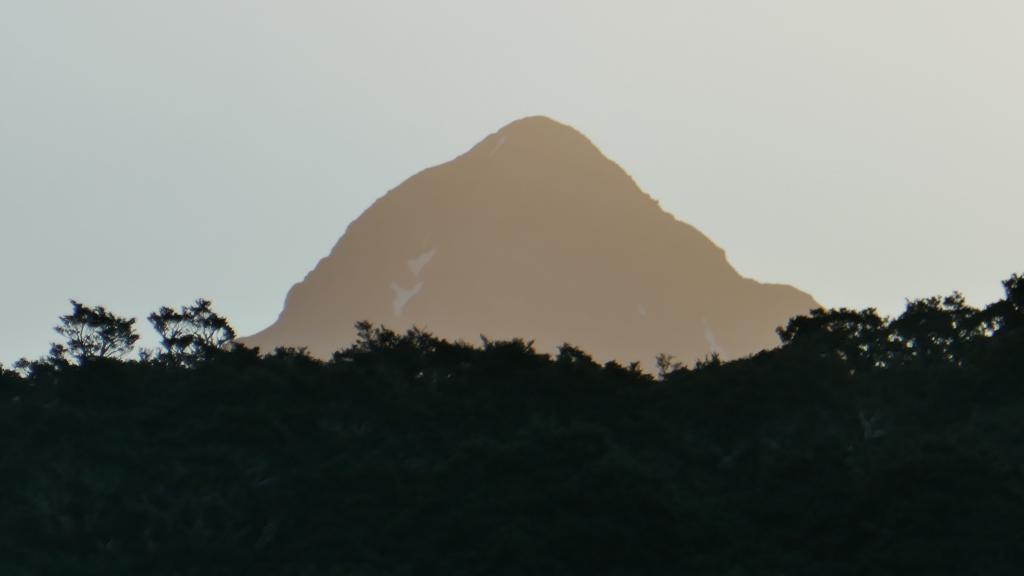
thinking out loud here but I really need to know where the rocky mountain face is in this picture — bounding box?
[242,116,818,367]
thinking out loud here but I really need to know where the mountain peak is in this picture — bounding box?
[496,115,580,135]
[467,115,601,161]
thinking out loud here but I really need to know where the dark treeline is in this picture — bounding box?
[2,276,1024,575]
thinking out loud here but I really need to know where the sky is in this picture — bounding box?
[2,1,1023,365]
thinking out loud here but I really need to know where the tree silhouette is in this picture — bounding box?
[53,300,139,363]
[654,352,684,379]
[777,307,890,372]
[986,273,1024,335]
[148,299,236,367]
[891,292,983,366]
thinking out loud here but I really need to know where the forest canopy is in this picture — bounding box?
[2,274,1023,575]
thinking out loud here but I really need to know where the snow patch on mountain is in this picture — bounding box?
[703,318,725,357]
[489,136,507,157]
[407,248,436,277]
[391,282,424,316]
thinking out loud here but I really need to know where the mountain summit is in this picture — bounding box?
[243,116,817,366]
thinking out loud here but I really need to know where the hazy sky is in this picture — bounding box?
[3,1,1022,364]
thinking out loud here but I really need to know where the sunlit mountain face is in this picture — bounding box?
[242,116,817,367]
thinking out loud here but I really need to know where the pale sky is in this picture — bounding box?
[2,1,1022,364]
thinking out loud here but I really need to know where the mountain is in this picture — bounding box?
[242,116,818,367]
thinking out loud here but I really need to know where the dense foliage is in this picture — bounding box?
[2,276,1023,575]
